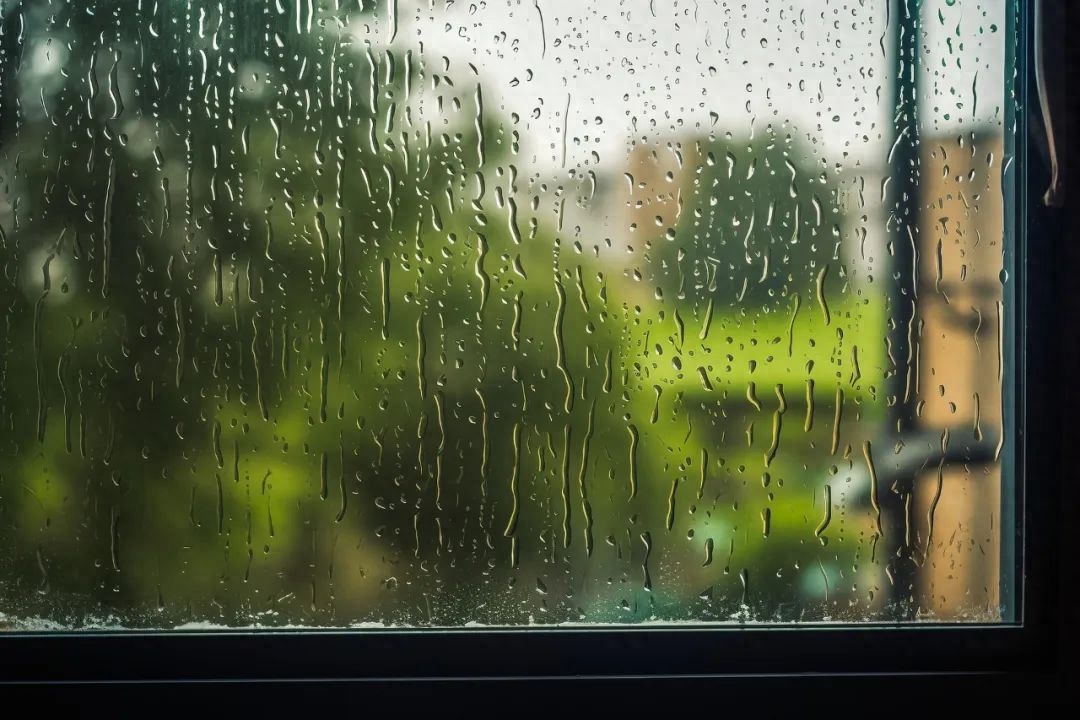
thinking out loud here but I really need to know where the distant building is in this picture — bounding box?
[914,130,1005,619]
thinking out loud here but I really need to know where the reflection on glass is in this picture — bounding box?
[0,0,1009,628]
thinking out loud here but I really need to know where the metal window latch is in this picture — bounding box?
[1035,0,1068,208]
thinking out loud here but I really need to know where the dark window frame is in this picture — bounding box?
[0,0,1070,691]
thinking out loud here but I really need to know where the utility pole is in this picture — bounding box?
[881,0,922,621]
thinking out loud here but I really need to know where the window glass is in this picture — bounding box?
[0,0,1009,628]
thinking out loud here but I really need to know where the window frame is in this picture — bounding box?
[0,0,1069,690]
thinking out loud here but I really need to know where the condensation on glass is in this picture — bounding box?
[0,0,1011,628]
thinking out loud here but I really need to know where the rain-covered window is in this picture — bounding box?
[0,0,1012,628]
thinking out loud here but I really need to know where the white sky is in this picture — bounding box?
[349,0,1005,177]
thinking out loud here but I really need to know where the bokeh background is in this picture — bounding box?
[0,0,1009,627]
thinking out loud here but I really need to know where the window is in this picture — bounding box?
[0,0,1066,688]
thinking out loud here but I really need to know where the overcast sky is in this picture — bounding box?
[350,0,1005,177]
